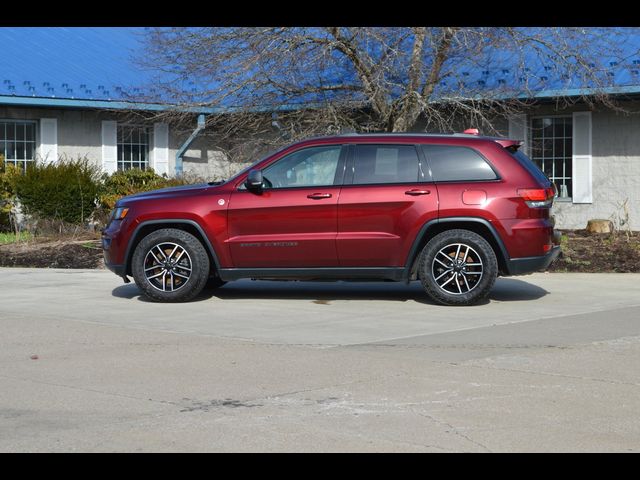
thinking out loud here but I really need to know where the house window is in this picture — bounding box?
[530,117,572,198]
[0,121,36,171]
[117,125,149,171]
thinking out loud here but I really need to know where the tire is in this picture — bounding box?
[131,228,210,302]
[418,229,497,306]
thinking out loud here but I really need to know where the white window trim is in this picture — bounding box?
[572,111,593,204]
[151,123,169,175]
[507,114,528,155]
[101,120,117,174]
[38,118,58,164]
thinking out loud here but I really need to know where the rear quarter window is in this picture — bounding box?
[422,145,498,182]
[507,147,551,185]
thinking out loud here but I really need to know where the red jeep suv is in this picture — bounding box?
[102,132,561,306]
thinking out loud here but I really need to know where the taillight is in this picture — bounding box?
[517,187,555,208]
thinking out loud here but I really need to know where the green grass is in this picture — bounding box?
[0,231,33,244]
[81,240,101,250]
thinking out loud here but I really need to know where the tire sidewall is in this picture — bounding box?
[419,229,497,306]
[132,228,210,302]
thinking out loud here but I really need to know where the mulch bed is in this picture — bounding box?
[0,238,104,269]
[1,229,639,272]
[548,229,640,273]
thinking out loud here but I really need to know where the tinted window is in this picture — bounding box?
[508,147,550,185]
[352,145,420,184]
[422,145,497,182]
[261,145,342,189]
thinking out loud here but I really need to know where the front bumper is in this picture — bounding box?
[104,260,126,277]
[102,222,129,280]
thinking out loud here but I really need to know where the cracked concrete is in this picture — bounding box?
[1,268,640,452]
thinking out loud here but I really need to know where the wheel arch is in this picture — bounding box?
[405,217,510,280]
[124,219,221,277]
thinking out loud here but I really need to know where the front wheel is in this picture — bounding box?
[418,229,497,306]
[131,228,210,302]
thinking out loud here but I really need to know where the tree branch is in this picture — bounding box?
[325,27,390,120]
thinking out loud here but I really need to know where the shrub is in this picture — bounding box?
[14,158,102,225]
[98,168,193,211]
[10,159,204,231]
[0,155,20,232]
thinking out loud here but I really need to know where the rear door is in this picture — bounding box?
[421,144,501,219]
[336,143,439,267]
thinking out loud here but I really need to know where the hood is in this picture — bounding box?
[118,183,214,203]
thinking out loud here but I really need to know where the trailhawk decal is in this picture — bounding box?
[239,242,299,247]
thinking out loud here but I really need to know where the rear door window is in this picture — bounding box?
[352,144,421,184]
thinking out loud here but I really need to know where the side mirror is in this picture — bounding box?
[245,169,263,191]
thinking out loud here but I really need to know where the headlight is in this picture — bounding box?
[111,207,129,221]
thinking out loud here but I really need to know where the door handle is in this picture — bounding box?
[307,193,333,199]
[405,189,431,196]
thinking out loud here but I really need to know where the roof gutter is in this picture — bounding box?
[0,94,223,113]
[175,114,206,176]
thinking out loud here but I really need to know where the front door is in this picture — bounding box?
[227,145,346,268]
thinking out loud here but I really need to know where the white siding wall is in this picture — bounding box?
[552,110,640,230]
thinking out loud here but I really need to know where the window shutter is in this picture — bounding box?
[39,118,58,163]
[152,123,169,175]
[572,112,592,203]
[102,121,117,174]
[508,114,528,154]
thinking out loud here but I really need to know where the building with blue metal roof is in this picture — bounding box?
[1,27,640,229]
[0,27,226,182]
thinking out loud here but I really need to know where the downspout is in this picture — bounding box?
[175,113,206,176]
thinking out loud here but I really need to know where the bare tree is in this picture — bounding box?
[136,27,640,160]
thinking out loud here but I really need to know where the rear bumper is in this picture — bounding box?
[505,245,561,276]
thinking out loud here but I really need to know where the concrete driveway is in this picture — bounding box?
[1,268,640,452]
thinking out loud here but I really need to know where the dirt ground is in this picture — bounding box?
[0,229,639,273]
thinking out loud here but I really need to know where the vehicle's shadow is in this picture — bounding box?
[112,277,548,305]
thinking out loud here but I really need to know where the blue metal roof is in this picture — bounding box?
[2,27,640,112]
[0,27,157,102]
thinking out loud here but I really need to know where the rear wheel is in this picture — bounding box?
[418,229,497,306]
[132,228,210,302]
